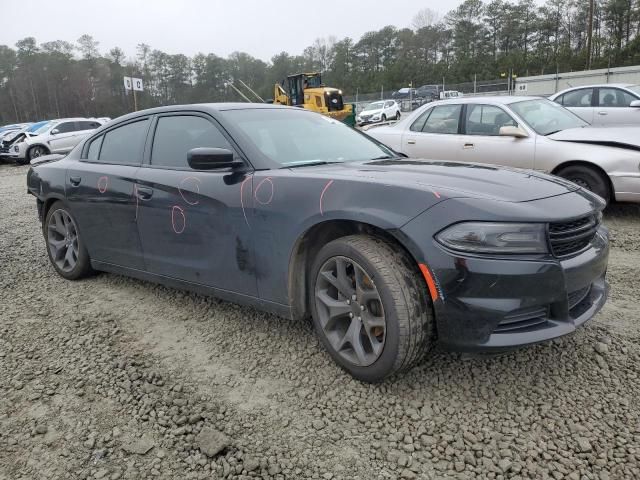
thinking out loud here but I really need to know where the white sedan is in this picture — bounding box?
[549,84,640,126]
[366,96,640,203]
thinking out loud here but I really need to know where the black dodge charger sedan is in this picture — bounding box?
[27,103,609,382]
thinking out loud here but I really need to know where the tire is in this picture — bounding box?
[43,201,93,280]
[309,235,435,383]
[395,111,401,120]
[381,114,387,122]
[555,165,610,203]
[28,145,49,161]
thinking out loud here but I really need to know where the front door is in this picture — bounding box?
[48,121,81,153]
[458,104,535,169]
[135,113,258,296]
[401,104,464,160]
[65,118,151,269]
[593,87,640,126]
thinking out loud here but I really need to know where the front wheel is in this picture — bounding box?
[555,165,610,203]
[28,145,49,161]
[309,235,435,382]
[381,114,387,122]
[395,111,401,120]
[44,201,93,280]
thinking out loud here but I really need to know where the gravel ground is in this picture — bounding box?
[1,163,639,480]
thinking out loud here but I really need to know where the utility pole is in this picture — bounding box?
[586,0,594,70]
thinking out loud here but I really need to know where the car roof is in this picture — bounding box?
[105,102,300,125]
[555,83,637,91]
[434,95,543,105]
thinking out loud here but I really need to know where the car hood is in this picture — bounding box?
[548,126,640,151]
[293,159,580,203]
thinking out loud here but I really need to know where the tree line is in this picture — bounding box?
[1,0,640,123]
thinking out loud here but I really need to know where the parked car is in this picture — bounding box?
[415,84,441,102]
[9,118,104,164]
[549,83,640,126]
[27,103,609,382]
[356,100,401,125]
[0,121,48,158]
[391,88,417,100]
[366,96,640,203]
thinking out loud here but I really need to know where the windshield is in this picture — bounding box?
[628,85,640,96]
[364,102,384,111]
[509,99,588,135]
[28,121,49,133]
[33,122,53,135]
[304,75,322,88]
[227,109,393,167]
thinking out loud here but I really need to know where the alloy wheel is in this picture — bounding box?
[314,256,386,367]
[47,209,79,273]
[30,146,45,159]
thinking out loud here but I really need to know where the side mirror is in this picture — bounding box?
[630,100,640,108]
[499,126,529,138]
[50,129,60,135]
[187,148,242,170]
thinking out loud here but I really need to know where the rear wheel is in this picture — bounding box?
[28,145,49,161]
[44,201,93,280]
[309,235,435,382]
[556,165,610,203]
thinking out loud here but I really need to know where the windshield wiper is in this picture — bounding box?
[369,155,394,160]
[544,130,563,136]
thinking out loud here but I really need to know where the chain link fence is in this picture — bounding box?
[345,78,509,113]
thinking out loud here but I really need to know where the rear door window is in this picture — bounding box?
[97,119,149,165]
[422,105,462,134]
[560,89,593,107]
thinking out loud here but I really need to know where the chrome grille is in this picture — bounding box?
[549,215,599,257]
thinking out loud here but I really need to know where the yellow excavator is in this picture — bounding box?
[226,73,355,126]
[273,73,354,125]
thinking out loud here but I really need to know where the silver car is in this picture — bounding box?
[10,118,104,164]
[366,96,640,203]
[549,84,640,126]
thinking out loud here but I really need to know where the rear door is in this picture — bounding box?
[556,88,595,124]
[458,104,535,169]
[593,87,640,126]
[66,118,150,269]
[401,104,464,160]
[134,112,258,296]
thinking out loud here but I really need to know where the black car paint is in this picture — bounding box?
[27,103,609,351]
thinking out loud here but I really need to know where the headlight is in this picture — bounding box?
[435,222,548,254]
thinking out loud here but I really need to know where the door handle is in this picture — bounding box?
[597,111,608,115]
[69,176,81,186]
[463,143,474,149]
[135,186,153,200]
[407,139,416,145]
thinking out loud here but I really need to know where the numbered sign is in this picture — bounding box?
[132,78,144,92]
[123,76,133,90]
[516,83,528,92]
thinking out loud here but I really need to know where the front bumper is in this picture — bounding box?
[431,230,609,351]
[400,193,610,352]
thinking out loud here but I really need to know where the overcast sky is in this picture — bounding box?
[3,0,465,61]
